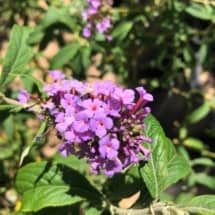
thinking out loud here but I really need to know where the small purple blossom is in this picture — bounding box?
[90,113,113,137]
[82,0,113,40]
[49,70,65,81]
[83,26,92,38]
[17,90,30,104]
[99,135,119,159]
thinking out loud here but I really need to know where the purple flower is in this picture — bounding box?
[83,27,91,38]
[96,18,111,34]
[136,87,154,102]
[91,0,101,9]
[59,142,75,157]
[82,0,113,40]
[64,129,77,143]
[114,88,135,105]
[36,76,153,176]
[49,70,65,81]
[106,98,121,117]
[103,158,122,176]
[43,83,61,96]
[60,94,77,109]
[99,136,119,159]
[17,90,30,104]
[90,113,113,137]
[42,101,55,110]
[81,98,105,117]
[73,112,89,133]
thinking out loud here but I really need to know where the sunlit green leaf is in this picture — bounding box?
[179,195,215,215]
[112,22,133,42]
[186,3,214,20]
[16,161,102,212]
[141,114,191,199]
[183,137,205,150]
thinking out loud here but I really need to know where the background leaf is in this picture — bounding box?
[0,25,33,87]
[185,3,214,20]
[112,22,133,42]
[186,103,210,124]
[50,43,80,69]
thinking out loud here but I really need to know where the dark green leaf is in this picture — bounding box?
[50,43,80,69]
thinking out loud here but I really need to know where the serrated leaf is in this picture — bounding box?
[0,25,33,87]
[16,161,102,212]
[180,195,215,215]
[50,43,80,69]
[186,103,210,124]
[141,114,191,199]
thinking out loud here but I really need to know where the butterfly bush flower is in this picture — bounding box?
[82,0,113,40]
[17,90,30,104]
[17,71,153,176]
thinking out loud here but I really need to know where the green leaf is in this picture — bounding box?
[192,158,214,167]
[175,192,194,204]
[185,3,215,20]
[183,137,205,150]
[85,207,101,215]
[50,43,80,69]
[81,46,91,69]
[199,44,208,64]
[188,173,215,189]
[0,25,33,87]
[0,104,20,111]
[21,186,82,212]
[180,195,215,215]
[141,114,191,199]
[186,103,210,124]
[19,119,48,166]
[16,161,102,212]
[112,22,133,42]
[53,153,88,174]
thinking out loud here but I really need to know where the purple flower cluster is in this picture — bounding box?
[39,71,153,176]
[82,0,113,40]
[17,70,153,176]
